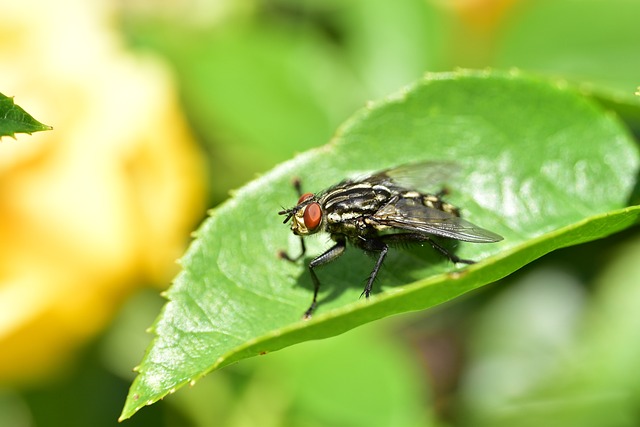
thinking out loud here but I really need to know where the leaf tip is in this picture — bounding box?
[118,393,142,422]
[0,92,53,138]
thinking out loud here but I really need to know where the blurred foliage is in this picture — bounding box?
[119,0,640,204]
[3,0,640,426]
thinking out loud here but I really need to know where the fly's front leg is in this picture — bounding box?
[278,176,305,262]
[304,238,346,319]
[278,237,306,263]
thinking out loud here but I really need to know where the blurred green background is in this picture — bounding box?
[119,0,640,206]
[3,0,640,426]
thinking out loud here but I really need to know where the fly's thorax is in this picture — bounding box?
[318,182,394,236]
[321,182,392,218]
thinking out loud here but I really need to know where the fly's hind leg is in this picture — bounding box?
[381,233,475,265]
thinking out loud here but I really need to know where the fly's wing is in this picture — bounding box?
[374,198,503,243]
[357,161,460,191]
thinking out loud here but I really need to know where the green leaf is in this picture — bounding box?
[121,70,640,420]
[0,92,51,138]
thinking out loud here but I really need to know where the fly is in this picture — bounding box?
[278,162,503,319]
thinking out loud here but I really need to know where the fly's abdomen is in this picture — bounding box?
[414,192,460,217]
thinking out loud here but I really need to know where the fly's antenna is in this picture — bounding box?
[278,208,294,224]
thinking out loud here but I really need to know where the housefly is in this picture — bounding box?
[278,162,503,319]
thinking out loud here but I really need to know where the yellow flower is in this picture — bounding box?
[0,0,206,383]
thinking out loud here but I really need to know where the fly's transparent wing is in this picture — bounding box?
[357,161,460,192]
[374,198,503,243]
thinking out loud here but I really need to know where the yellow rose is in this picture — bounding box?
[0,0,206,383]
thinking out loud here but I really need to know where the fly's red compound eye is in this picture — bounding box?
[303,202,322,230]
[297,192,314,205]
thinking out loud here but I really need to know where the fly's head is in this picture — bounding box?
[279,192,323,236]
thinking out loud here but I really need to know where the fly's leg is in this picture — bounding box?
[382,232,474,264]
[291,177,302,198]
[304,238,346,319]
[361,242,388,299]
[278,238,306,263]
[278,177,305,262]
[360,233,473,302]
[427,236,473,264]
